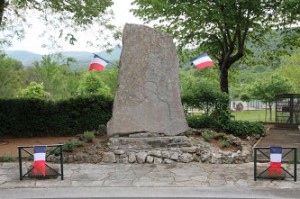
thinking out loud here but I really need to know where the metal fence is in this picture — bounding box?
[18,144,64,180]
[254,147,297,182]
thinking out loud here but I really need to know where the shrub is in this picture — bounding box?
[83,131,95,142]
[0,155,16,162]
[201,131,215,142]
[223,120,266,137]
[62,141,75,152]
[62,139,84,152]
[220,139,231,148]
[187,115,221,129]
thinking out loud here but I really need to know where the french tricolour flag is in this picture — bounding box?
[34,146,47,176]
[191,53,215,70]
[88,54,109,72]
[270,146,282,175]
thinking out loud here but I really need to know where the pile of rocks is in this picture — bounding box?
[48,133,253,164]
[100,141,252,164]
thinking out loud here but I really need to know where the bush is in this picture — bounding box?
[187,115,221,129]
[0,155,16,162]
[220,139,231,148]
[187,115,266,138]
[0,95,113,137]
[83,131,95,142]
[201,131,215,142]
[223,120,266,137]
[62,139,84,152]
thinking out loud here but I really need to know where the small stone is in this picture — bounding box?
[153,157,163,164]
[192,153,201,162]
[136,151,148,163]
[114,150,126,155]
[148,150,162,157]
[146,155,154,163]
[179,153,193,163]
[201,153,211,162]
[210,153,222,164]
[128,152,136,163]
[119,154,129,163]
[181,146,197,153]
[164,158,174,164]
[169,151,179,160]
[161,151,170,158]
[102,152,116,163]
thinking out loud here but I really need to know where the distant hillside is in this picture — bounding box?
[5,46,122,70]
[5,51,43,66]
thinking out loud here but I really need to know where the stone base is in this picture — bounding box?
[108,136,191,150]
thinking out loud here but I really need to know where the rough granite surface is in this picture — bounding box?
[107,24,189,136]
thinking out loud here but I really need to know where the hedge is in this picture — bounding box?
[0,95,113,137]
[187,115,266,137]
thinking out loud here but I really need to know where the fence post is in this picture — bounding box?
[60,145,64,180]
[254,148,257,181]
[18,147,23,180]
[294,148,297,182]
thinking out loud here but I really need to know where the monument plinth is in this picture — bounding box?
[107,24,189,137]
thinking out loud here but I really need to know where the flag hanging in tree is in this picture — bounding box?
[34,146,47,176]
[88,54,109,71]
[269,146,282,175]
[191,52,215,70]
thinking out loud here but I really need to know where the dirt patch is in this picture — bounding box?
[0,137,73,156]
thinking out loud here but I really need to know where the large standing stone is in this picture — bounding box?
[107,23,189,136]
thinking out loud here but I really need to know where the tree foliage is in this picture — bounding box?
[0,54,24,98]
[20,81,50,99]
[0,0,114,50]
[132,0,299,94]
[279,50,300,93]
[242,74,293,120]
[77,71,112,98]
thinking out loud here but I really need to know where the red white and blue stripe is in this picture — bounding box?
[34,146,47,176]
[88,54,109,71]
[269,146,282,175]
[191,53,215,70]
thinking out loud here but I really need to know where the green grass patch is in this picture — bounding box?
[232,110,275,122]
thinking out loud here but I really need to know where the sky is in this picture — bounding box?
[7,0,143,54]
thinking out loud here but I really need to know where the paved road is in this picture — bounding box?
[1,162,299,199]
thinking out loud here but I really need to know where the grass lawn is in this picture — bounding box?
[231,110,275,122]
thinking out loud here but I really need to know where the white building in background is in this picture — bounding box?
[230,100,274,111]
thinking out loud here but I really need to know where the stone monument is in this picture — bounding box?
[107,23,189,137]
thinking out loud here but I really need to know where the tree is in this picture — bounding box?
[20,81,50,99]
[0,55,24,98]
[279,50,300,93]
[0,0,114,50]
[24,55,81,99]
[132,0,299,94]
[77,71,112,98]
[244,74,293,121]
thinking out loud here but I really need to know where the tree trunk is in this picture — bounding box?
[0,0,7,26]
[269,103,273,121]
[220,68,229,94]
